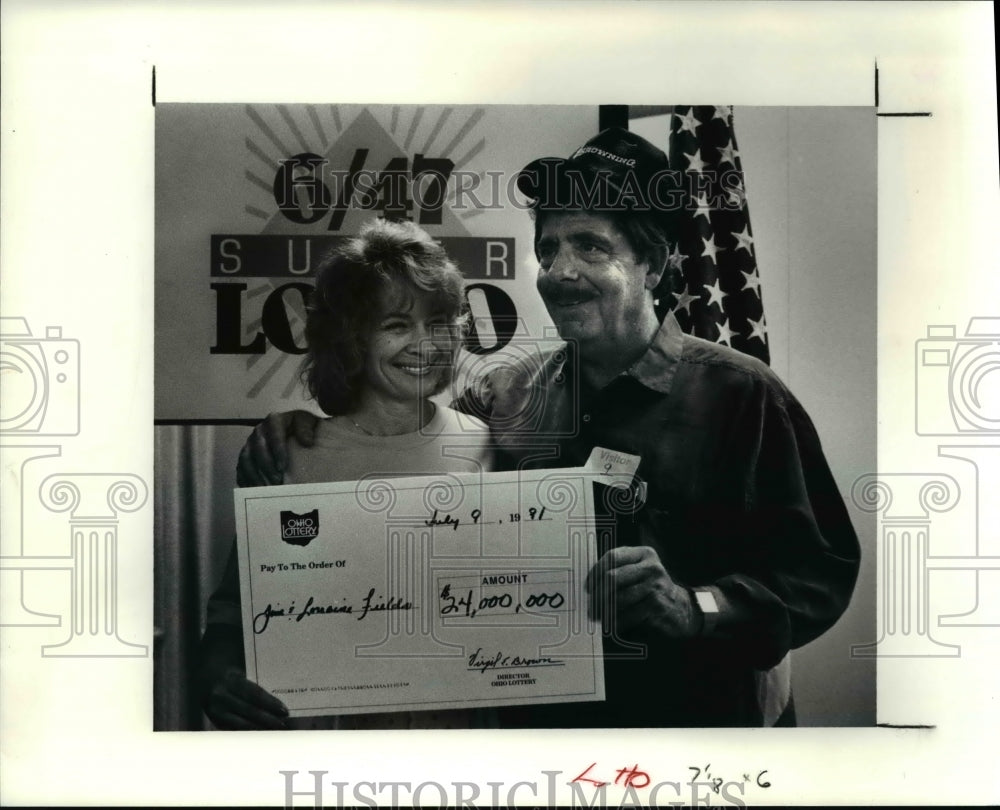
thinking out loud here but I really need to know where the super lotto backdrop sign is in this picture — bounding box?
[155,105,598,421]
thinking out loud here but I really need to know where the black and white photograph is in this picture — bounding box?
[153,103,876,734]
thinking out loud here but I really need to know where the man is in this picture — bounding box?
[237,128,860,727]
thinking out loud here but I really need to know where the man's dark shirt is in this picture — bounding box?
[452,312,861,726]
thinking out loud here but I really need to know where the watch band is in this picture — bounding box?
[690,588,720,637]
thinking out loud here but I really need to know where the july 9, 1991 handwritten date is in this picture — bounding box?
[424,505,549,531]
[234,469,605,716]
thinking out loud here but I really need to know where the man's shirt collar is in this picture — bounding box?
[535,311,685,398]
[623,310,685,395]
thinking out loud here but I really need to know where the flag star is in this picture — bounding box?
[741,269,762,298]
[747,315,768,343]
[701,234,724,265]
[732,225,754,254]
[693,193,713,222]
[667,243,688,271]
[674,107,700,135]
[712,105,733,122]
[672,286,699,315]
[716,317,737,346]
[684,148,708,173]
[703,278,728,309]
[718,139,738,167]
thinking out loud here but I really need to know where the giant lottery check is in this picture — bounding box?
[233,468,608,717]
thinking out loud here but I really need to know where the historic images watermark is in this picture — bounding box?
[0,315,148,657]
[849,316,1000,660]
[272,153,748,219]
[278,765,773,809]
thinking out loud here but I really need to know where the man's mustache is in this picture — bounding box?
[539,282,598,306]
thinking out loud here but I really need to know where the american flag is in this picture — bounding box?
[664,105,769,365]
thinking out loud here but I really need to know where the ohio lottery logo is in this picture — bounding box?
[279,509,319,547]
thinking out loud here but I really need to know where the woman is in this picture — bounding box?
[199,218,493,730]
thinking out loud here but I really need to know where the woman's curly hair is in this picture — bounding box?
[303,218,466,415]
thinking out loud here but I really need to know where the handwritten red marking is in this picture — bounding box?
[571,762,608,788]
[614,765,650,789]
[573,763,651,790]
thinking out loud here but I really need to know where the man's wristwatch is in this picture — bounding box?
[689,588,720,637]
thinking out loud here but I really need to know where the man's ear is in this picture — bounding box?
[643,245,668,291]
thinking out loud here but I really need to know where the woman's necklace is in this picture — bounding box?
[348,416,378,436]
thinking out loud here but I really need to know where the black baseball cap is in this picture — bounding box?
[516,127,679,221]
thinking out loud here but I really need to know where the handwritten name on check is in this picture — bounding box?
[234,468,605,716]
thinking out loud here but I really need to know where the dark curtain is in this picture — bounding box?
[154,425,244,731]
